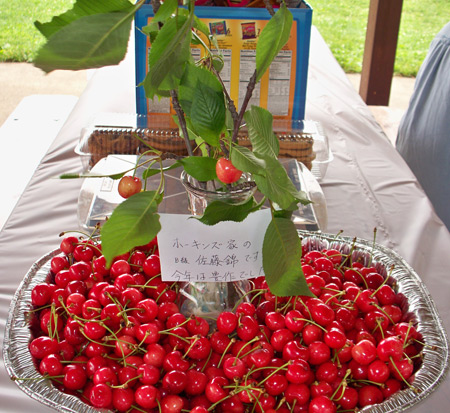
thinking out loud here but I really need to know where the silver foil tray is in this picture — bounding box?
[3,231,449,412]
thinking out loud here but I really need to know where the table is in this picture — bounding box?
[1,26,449,411]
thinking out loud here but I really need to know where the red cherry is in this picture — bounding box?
[110,259,131,279]
[162,370,187,394]
[309,395,336,413]
[118,175,142,199]
[358,385,383,408]
[217,311,238,335]
[112,387,134,412]
[223,356,247,380]
[264,373,288,396]
[73,244,94,262]
[39,354,63,376]
[351,339,377,365]
[143,254,161,277]
[135,384,160,409]
[377,336,404,362]
[368,359,390,383]
[205,376,229,403]
[31,283,56,307]
[60,236,78,255]
[185,370,207,396]
[63,364,87,390]
[285,359,311,384]
[215,158,243,184]
[29,336,59,359]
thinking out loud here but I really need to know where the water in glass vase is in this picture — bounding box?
[179,170,257,324]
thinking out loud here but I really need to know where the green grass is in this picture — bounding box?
[0,0,75,62]
[0,0,449,76]
[309,0,450,76]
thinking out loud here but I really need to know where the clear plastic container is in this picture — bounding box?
[75,114,333,180]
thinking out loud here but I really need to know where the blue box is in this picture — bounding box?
[135,3,312,122]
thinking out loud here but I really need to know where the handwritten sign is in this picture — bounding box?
[158,210,271,282]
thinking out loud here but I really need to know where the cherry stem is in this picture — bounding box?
[254,361,290,387]
[330,368,351,400]
[388,356,419,393]
[217,338,236,369]
[183,335,200,359]
[234,337,260,360]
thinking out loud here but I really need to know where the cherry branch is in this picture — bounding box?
[231,70,258,144]
[170,90,194,157]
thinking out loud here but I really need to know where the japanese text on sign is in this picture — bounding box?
[158,210,271,282]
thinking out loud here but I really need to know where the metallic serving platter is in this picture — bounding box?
[3,231,449,412]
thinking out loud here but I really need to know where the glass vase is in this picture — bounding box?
[179,170,257,323]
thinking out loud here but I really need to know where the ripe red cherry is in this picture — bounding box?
[223,356,247,380]
[112,387,134,411]
[215,158,243,184]
[29,336,59,359]
[377,336,404,361]
[118,175,142,199]
[351,339,377,365]
[217,311,238,335]
[31,283,56,307]
[63,364,87,390]
[60,236,78,255]
[135,384,160,409]
[358,385,383,408]
[309,395,336,413]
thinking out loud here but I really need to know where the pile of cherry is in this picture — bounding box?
[27,235,423,412]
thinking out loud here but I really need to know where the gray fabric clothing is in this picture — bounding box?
[396,21,450,231]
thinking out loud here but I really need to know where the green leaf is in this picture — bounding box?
[101,191,162,266]
[196,198,255,225]
[189,82,225,147]
[179,157,218,182]
[34,10,135,72]
[179,63,224,120]
[263,217,312,297]
[255,3,293,82]
[193,16,211,40]
[253,155,304,210]
[144,12,194,98]
[35,0,134,39]
[244,106,279,158]
[142,0,179,40]
[230,145,267,176]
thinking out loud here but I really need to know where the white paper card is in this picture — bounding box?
[158,210,271,282]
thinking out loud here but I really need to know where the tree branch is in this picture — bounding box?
[170,90,194,157]
[231,70,257,144]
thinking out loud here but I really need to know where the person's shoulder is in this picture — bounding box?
[436,21,450,42]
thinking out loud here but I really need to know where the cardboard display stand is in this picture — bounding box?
[134,2,312,124]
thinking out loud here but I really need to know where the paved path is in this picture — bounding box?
[0,62,88,126]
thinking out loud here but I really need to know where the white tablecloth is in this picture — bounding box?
[0,26,449,411]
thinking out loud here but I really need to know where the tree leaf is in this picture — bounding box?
[142,0,179,42]
[244,106,279,158]
[193,15,211,40]
[101,191,162,266]
[179,157,218,182]
[255,3,293,82]
[252,155,304,210]
[34,11,135,72]
[144,12,194,98]
[195,198,255,225]
[230,145,267,176]
[35,0,134,39]
[179,63,224,118]
[263,217,312,297]
[189,82,225,147]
